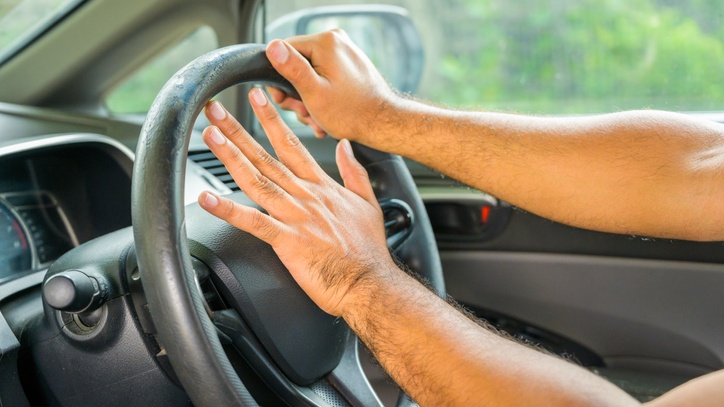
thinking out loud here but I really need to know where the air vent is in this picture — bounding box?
[188,150,240,191]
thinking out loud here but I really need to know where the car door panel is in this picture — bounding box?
[443,250,724,370]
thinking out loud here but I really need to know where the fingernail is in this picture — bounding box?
[250,88,268,106]
[204,192,219,207]
[341,139,354,157]
[207,101,227,121]
[268,41,289,64]
[208,127,226,145]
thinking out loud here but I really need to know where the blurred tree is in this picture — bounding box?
[430,0,724,113]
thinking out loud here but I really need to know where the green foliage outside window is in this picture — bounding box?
[106,26,218,114]
[423,0,724,113]
[107,0,724,115]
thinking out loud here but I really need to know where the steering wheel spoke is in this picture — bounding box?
[328,335,384,407]
[213,308,383,407]
[380,199,414,250]
[211,308,325,406]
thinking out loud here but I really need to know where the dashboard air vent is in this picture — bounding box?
[188,150,240,192]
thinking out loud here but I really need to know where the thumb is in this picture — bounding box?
[336,139,377,205]
[266,40,322,96]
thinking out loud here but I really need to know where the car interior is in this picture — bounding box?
[0,0,723,406]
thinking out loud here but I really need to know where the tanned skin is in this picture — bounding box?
[197,30,724,406]
[266,30,724,241]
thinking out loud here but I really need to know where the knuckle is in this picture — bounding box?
[251,173,273,191]
[257,185,281,204]
[255,147,276,166]
[322,30,340,46]
[250,211,279,241]
[250,174,285,202]
[329,28,348,40]
[227,146,244,163]
[284,132,303,148]
[226,121,246,140]
[249,210,267,230]
[260,104,282,121]
[222,199,237,218]
[353,164,369,179]
[286,62,308,82]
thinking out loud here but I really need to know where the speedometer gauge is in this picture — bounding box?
[0,198,34,278]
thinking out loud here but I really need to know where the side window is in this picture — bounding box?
[0,0,84,63]
[106,26,218,114]
[419,1,724,114]
[266,0,724,115]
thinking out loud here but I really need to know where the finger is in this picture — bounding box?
[204,101,299,192]
[336,139,377,205]
[202,125,292,213]
[283,29,351,61]
[276,100,327,138]
[266,39,326,96]
[310,122,327,139]
[248,88,323,181]
[266,86,289,104]
[295,114,327,139]
[278,97,311,118]
[198,191,286,245]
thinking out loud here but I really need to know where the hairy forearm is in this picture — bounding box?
[343,264,638,406]
[371,100,724,241]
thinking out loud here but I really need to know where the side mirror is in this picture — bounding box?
[266,5,424,94]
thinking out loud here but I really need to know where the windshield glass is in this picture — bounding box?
[0,0,84,64]
[267,0,724,115]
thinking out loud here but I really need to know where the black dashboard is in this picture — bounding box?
[0,100,232,288]
[0,103,234,406]
[0,134,134,283]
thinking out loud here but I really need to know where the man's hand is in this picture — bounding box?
[194,92,648,407]
[266,30,399,141]
[198,89,396,316]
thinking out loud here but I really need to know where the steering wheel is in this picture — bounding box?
[131,44,445,407]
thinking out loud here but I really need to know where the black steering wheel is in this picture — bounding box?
[131,44,445,406]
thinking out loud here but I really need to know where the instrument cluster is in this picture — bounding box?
[0,135,134,281]
[0,192,76,280]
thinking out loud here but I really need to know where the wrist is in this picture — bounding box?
[367,95,442,156]
[351,91,409,146]
[339,258,401,324]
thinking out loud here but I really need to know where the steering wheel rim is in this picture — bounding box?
[131,44,444,406]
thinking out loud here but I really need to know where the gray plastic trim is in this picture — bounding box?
[0,132,134,160]
[419,187,498,206]
[442,251,724,373]
[0,270,45,302]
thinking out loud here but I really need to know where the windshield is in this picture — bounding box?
[0,0,84,64]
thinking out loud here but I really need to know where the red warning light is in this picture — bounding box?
[481,206,491,224]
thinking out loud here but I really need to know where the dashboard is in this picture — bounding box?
[0,103,238,406]
[0,125,231,287]
[0,134,134,282]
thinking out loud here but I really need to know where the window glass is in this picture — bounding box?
[0,0,83,63]
[266,0,724,114]
[106,26,218,114]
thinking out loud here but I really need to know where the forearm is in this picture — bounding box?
[645,370,724,407]
[372,100,724,241]
[344,264,638,407]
